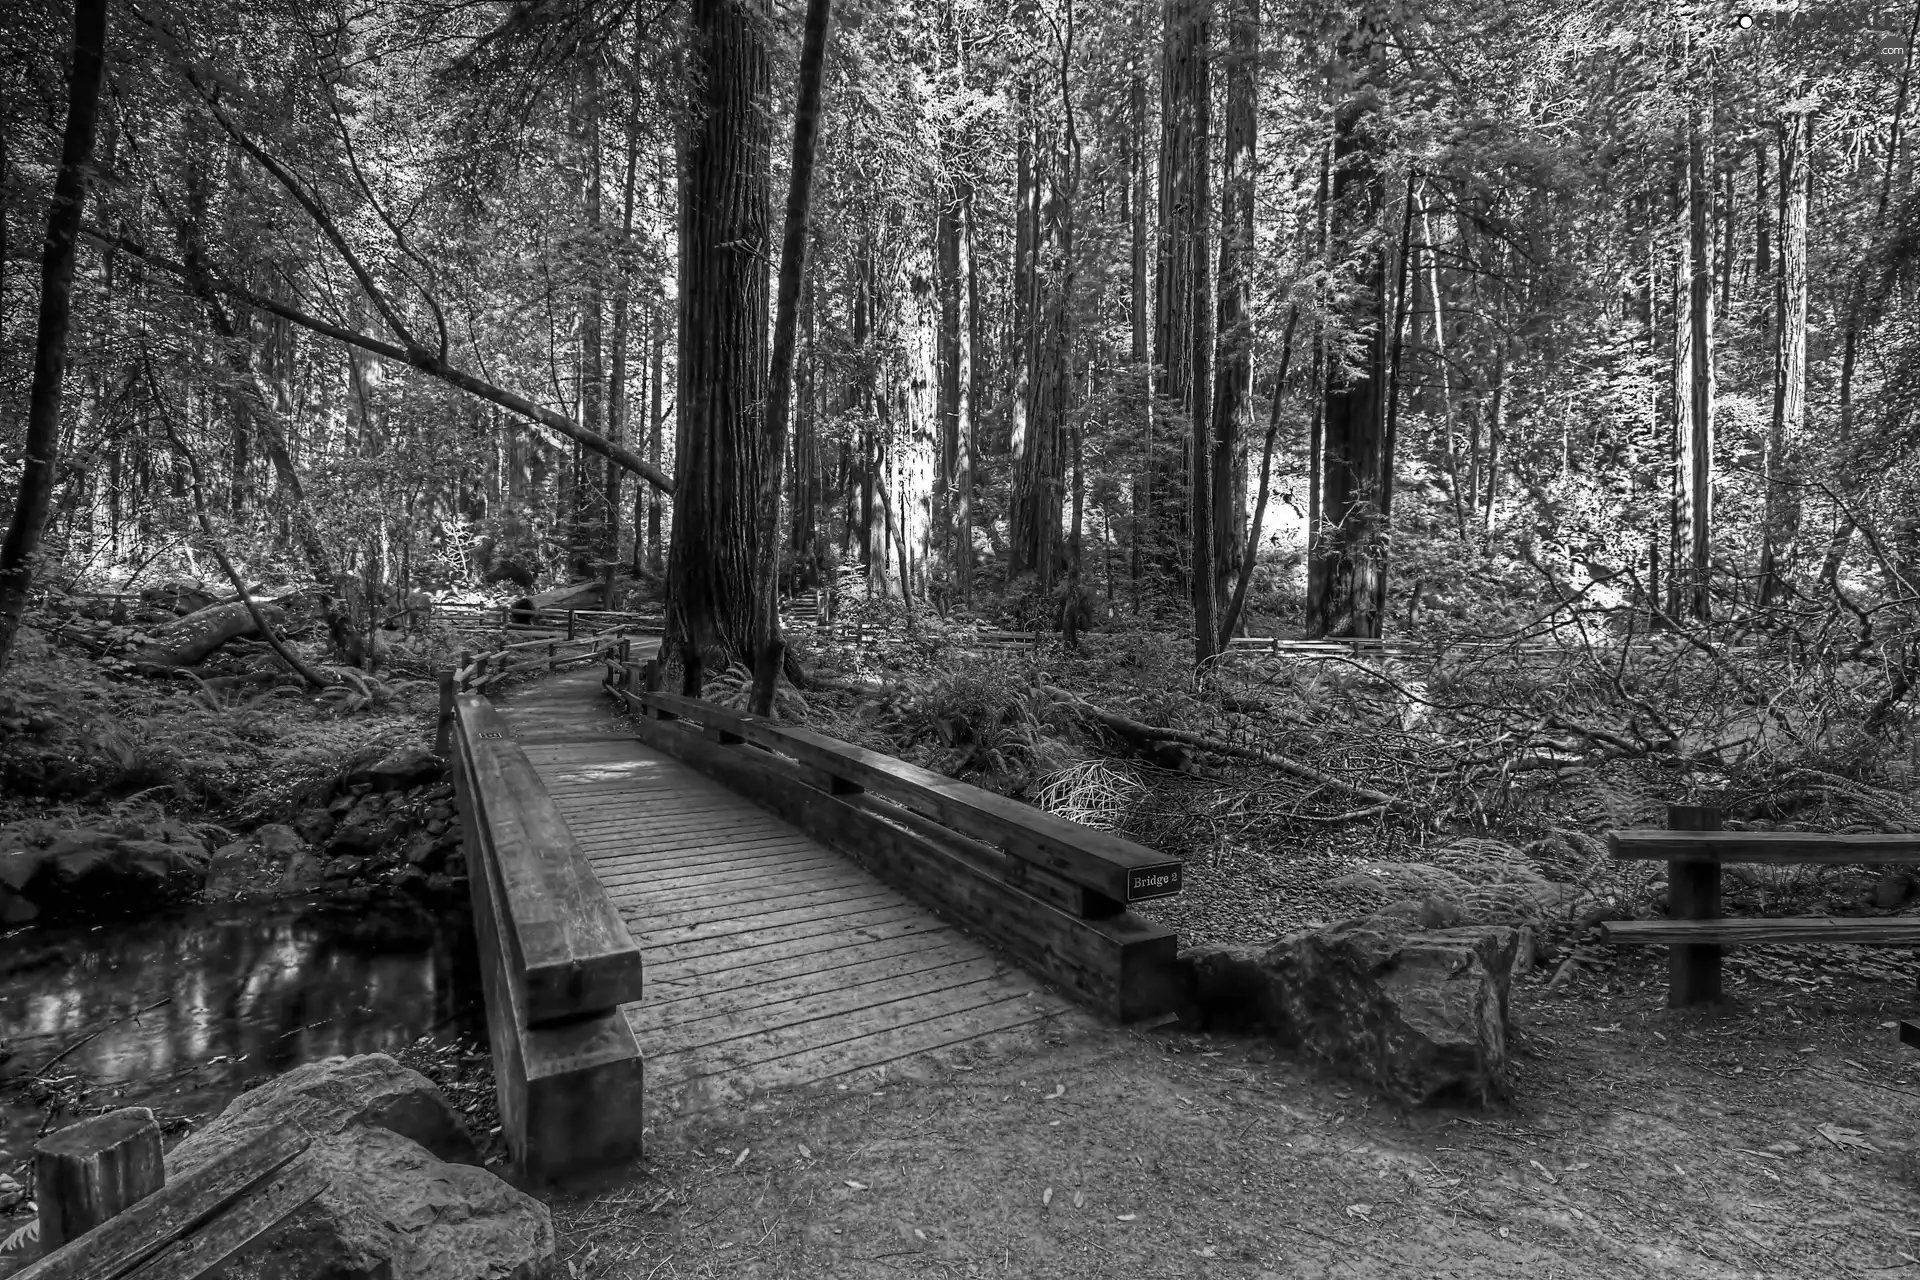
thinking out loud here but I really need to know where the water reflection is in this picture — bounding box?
[0,893,483,1162]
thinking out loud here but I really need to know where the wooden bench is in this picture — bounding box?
[602,662,1184,1022]
[1599,802,1920,1006]
[449,695,645,1182]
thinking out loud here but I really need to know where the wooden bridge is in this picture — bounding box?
[443,645,1185,1183]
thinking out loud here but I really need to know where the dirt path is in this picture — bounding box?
[547,952,1918,1279]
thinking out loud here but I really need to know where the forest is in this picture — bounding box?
[3,1,1920,1275]
[0,0,1911,686]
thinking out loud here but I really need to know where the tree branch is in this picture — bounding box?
[87,225,674,494]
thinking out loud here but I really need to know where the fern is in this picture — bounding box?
[1,1219,38,1254]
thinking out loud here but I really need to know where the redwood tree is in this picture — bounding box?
[0,0,108,680]
[668,0,773,691]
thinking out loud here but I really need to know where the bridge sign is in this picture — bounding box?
[1127,863,1183,901]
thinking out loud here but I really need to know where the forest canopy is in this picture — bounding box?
[0,0,1917,711]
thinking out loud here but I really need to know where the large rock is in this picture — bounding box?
[350,746,446,794]
[1179,915,1518,1106]
[166,1055,552,1280]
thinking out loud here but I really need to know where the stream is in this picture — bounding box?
[0,890,485,1178]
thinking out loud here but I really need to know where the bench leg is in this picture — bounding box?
[1668,858,1722,1006]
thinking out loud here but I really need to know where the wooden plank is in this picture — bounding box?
[119,1160,329,1280]
[641,936,981,1011]
[580,829,825,860]
[34,1108,164,1251]
[15,1125,309,1280]
[641,915,957,985]
[647,985,1061,1096]
[603,869,879,919]
[455,696,643,1023]
[565,815,793,845]
[453,743,645,1184]
[636,956,1017,1054]
[625,711,1182,1021]
[639,889,902,943]
[842,792,1108,918]
[1600,917,1920,945]
[600,865,865,912]
[560,810,778,840]
[630,901,935,966]
[631,690,1181,904]
[1609,831,1920,863]
[592,850,844,891]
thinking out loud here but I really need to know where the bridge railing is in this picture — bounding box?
[449,693,645,1183]
[603,658,1184,1023]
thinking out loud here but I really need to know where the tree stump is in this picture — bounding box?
[35,1107,164,1250]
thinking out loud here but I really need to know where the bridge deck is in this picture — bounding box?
[496,669,1077,1120]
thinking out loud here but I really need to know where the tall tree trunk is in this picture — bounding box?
[579,56,608,574]
[1155,0,1210,610]
[1209,0,1256,632]
[668,0,772,692]
[747,0,832,714]
[1308,20,1388,641]
[1672,104,1716,623]
[1758,109,1809,607]
[0,0,107,679]
[956,172,976,608]
[646,303,665,570]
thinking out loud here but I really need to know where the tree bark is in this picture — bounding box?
[670,0,773,692]
[0,0,107,680]
[749,0,833,716]
[1210,0,1256,633]
[1308,21,1389,641]
[1758,110,1809,607]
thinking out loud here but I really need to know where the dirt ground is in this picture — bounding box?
[545,949,1920,1280]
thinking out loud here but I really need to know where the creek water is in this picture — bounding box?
[0,890,485,1176]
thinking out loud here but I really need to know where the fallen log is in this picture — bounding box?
[138,601,288,667]
[1039,684,1410,813]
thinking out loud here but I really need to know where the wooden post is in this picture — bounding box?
[435,669,455,756]
[642,658,662,693]
[547,642,557,672]
[1667,802,1724,1007]
[567,610,576,640]
[35,1108,164,1251]
[456,648,471,693]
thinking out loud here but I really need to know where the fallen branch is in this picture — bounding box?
[1039,684,1412,813]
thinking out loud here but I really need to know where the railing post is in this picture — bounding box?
[456,648,472,693]
[1667,801,1725,1007]
[435,669,456,756]
[642,658,662,693]
[567,610,576,641]
[547,642,557,672]
[35,1109,164,1251]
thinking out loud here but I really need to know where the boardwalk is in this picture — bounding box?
[495,667,1081,1120]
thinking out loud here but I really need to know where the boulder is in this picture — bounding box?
[328,823,383,859]
[205,839,255,901]
[255,824,303,859]
[403,835,446,872]
[280,850,327,894]
[1179,915,1518,1106]
[0,827,209,923]
[165,1055,550,1280]
[351,746,446,794]
[167,1054,479,1170]
[294,808,337,845]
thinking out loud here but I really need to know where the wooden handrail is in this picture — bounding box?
[452,695,643,1022]
[636,690,1182,906]
[1608,831,1920,863]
